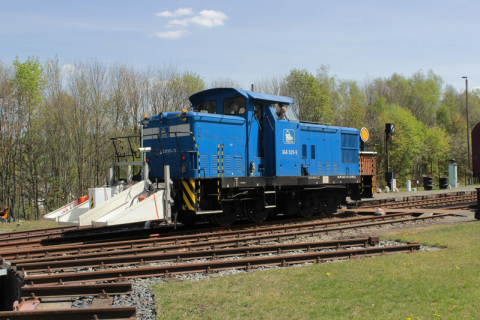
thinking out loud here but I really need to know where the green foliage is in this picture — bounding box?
[379,104,424,181]
[284,68,333,123]
[382,70,443,126]
[13,56,45,108]
[436,104,451,128]
[336,80,366,129]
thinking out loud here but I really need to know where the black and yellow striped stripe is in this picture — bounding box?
[182,179,196,211]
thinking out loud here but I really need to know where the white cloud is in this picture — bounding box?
[154,8,227,40]
[61,64,77,76]
[167,10,228,28]
[156,7,194,18]
[154,30,188,39]
[190,10,228,28]
[168,19,189,27]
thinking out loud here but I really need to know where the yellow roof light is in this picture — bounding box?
[182,109,187,115]
[360,127,369,142]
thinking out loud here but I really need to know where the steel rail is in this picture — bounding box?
[20,282,132,299]
[22,243,420,285]
[0,214,355,248]
[0,211,450,259]
[361,197,476,209]
[0,226,80,240]
[0,306,137,320]
[0,213,356,247]
[14,237,380,273]
[7,233,384,266]
[357,193,476,208]
[0,222,148,243]
[9,236,375,267]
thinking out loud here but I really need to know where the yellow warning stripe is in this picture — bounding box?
[182,180,195,200]
[183,192,194,210]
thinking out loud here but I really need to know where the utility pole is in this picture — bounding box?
[462,76,471,185]
[385,123,395,189]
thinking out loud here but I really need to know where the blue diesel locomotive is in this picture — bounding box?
[140,88,370,226]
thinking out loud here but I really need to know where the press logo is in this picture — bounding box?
[283,129,295,144]
[159,127,168,137]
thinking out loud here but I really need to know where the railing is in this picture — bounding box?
[110,135,141,163]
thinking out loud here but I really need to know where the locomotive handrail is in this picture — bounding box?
[265,115,275,132]
[110,136,141,163]
[217,144,224,200]
[300,120,332,126]
[109,136,141,180]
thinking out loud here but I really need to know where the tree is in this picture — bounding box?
[209,77,243,89]
[284,69,332,123]
[13,56,46,220]
[335,80,366,129]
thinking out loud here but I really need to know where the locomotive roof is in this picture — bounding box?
[189,88,293,105]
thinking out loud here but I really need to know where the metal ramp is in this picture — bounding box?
[56,201,91,225]
[43,198,88,222]
[92,189,165,226]
[76,181,147,227]
[42,145,174,227]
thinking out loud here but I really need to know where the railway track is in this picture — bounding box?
[0,306,137,320]
[357,191,476,208]
[0,191,474,246]
[0,210,455,258]
[21,242,421,286]
[13,237,381,273]
[20,282,133,299]
[0,225,80,240]
[0,192,476,319]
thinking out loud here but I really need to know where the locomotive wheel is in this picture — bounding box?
[284,198,297,216]
[312,196,323,216]
[297,196,315,218]
[211,203,237,227]
[321,195,338,215]
[245,201,269,223]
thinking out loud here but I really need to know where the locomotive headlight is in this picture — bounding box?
[181,163,187,174]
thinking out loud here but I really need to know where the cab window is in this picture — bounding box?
[270,103,298,121]
[223,96,246,115]
[196,100,217,114]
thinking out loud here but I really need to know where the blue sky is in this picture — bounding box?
[1,0,479,90]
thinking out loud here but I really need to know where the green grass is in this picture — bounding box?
[0,220,60,232]
[152,221,480,319]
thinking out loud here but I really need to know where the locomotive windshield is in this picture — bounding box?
[271,103,298,121]
[196,100,217,114]
[224,96,246,115]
